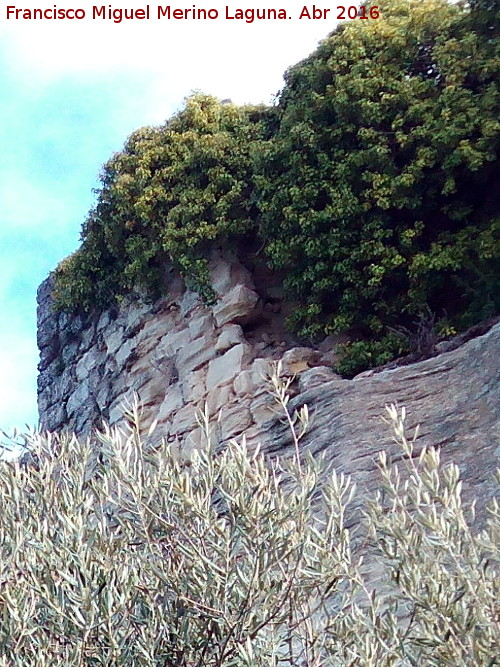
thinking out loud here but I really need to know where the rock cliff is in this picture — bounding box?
[268,320,500,524]
[37,251,339,447]
[37,252,499,521]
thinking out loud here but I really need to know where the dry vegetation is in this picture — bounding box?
[0,368,498,665]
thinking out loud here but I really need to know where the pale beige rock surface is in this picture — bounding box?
[206,343,254,391]
[213,284,260,327]
[36,251,499,530]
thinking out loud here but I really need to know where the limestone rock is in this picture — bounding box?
[207,384,234,416]
[261,322,500,526]
[108,392,134,426]
[188,314,214,340]
[37,317,58,351]
[78,325,97,354]
[96,380,113,413]
[219,404,253,441]
[135,311,177,351]
[280,347,322,375]
[138,375,168,406]
[250,390,277,425]
[105,328,126,357]
[179,290,202,317]
[35,252,500,536]
[61,340,81,366]
[160,328,191,357]
[215,324,245,352]
[298,366,340,392]
[122,299,152,334]
[156,385,184,423]
[170,402,200,436]
[39,401,67,432]
[250,358,272,386]
[213,285,260,327]
[115,338,139,370]
[181,368,206,403]
[176,333,216,375]
[210,255,255,295]
[38,341,60,370]
[233,369,256,396]
[36,276,56,327]
[206,343,253,391]
[96,310,113,332]
[75,349,101,382]
[66,383,92,417]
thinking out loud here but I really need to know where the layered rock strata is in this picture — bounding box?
[268,321,500,526]
[37,252,338,455]
[38,252,499,526]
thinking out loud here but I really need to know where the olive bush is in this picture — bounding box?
[0,371,498,665]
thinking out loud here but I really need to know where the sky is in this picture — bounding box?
[0,0,340,448]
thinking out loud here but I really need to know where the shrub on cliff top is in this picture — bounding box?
[257,0,500,342]
[53,0,499,375]
[53,94,268,312]
[1,370,498,665]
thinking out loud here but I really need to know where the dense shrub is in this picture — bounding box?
[53,0,499,374]
[257,0,500,343]
[0,370,498,665]
[334,332,410,377]
[53,95,269,312]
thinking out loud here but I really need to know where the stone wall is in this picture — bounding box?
[37,250,339,455]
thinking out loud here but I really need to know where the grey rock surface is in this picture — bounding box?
[36,252,499,531]
[36,252,310,439]
[261,322,500,526]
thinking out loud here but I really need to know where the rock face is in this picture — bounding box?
[37,250,338,452]
[267,322,500,525]
[37,251,499,522]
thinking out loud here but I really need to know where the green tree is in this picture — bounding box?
[53,2,499,376]
[257,0,500,355]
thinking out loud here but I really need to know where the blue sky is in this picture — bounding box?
[0,1,336,440]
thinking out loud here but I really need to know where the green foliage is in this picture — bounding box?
[0,378,498,665]
[335,332,410,377]
[53,1,500,375]
[257,0,500,345]
[53,95,268,312]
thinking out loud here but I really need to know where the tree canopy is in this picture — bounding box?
[54,0,499,374]
[257,0,499,358]
[54,95,268,310]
